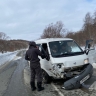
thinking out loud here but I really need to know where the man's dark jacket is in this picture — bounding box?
[25,42,44,68]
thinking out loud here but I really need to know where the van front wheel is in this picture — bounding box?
[42,70,51,84]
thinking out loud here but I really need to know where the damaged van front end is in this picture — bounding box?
[63,64,93,90]
[35,38,95,86]
[50,56,90,79]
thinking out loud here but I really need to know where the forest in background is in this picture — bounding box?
[41,11,96,46]
[0,10,96,53]
[0,32,28,53]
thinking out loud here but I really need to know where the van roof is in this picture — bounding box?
[35,38,73,44]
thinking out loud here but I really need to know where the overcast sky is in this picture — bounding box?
[0,0,96,41]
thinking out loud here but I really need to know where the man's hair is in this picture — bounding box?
[29,41,36,47]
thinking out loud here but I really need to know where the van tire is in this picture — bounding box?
[42,70,51,84]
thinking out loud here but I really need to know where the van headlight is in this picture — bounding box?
[84,58,89,64]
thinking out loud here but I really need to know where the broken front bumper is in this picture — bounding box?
[63,64,93,90]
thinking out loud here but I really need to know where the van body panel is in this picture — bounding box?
[50,54,87,68]
[34,38,95,79]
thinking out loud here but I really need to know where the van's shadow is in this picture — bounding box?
[51,78,71,85]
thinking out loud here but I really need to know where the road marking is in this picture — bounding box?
[89,81,96,90]
[51,83,64,96]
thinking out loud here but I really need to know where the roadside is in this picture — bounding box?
[0,50,29,96]
[24,62,96,96]
[24,66,61,96]
[0,49,96,96]
[0,61,17,96]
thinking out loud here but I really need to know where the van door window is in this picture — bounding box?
[41,43,50,60]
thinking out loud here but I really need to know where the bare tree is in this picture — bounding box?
[66,11,96,45]
[82,12,93,39]
[0,32,10,53]
[0,32,10,40]
[41,21,66,39]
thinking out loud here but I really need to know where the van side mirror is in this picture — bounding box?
[85,39,94,55]
[85,39,93,49]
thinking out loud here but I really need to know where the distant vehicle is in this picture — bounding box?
[32,38,95,83]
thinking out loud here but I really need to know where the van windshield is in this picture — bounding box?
[49,40,84,57]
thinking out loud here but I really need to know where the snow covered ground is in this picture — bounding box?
[93,63,96,68]
[0,50,21,66]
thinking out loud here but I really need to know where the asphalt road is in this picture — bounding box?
[0,50,29,96]
[0,50,96,96]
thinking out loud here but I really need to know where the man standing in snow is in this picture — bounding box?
[25,41,45,91]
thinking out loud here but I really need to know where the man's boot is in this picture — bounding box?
[30,82,36,91]
[37,82,44,91]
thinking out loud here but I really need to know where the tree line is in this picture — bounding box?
[1,10,96,53]
[40,11,96,46]
[0,32,28,53]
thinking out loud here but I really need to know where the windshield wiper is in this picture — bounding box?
[52,52,84,57]
[73,52,84,55]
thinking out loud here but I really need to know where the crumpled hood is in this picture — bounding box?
[51,54,87,68]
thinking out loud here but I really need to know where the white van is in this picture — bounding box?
[35,38,96,83]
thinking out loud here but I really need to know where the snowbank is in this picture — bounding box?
[0,51,18,66]
[92,63,96,68]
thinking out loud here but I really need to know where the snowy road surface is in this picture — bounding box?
[0,50,96,96]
